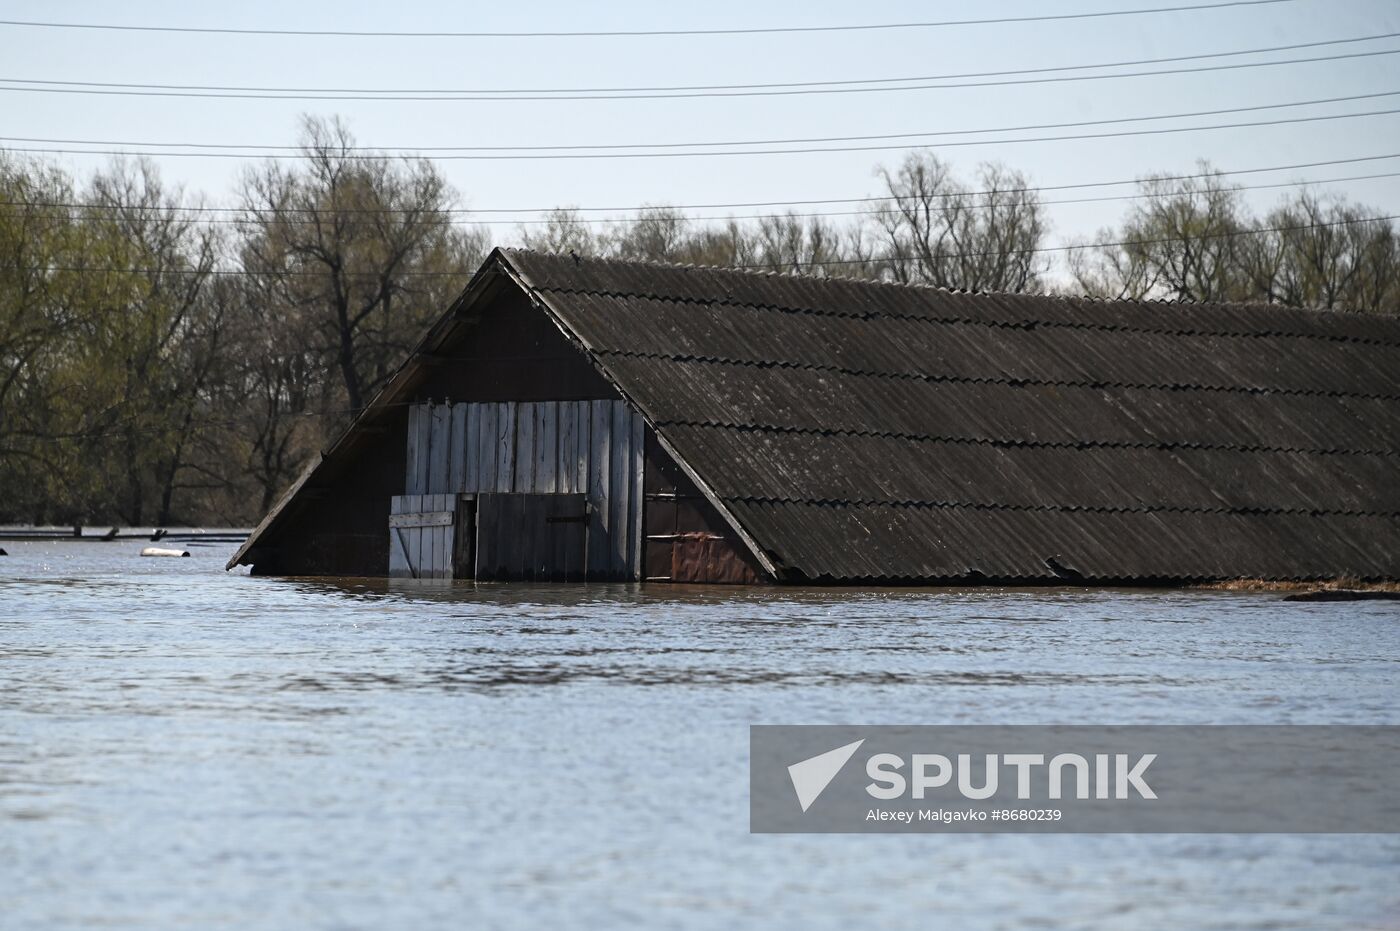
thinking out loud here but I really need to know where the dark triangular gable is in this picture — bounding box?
[228,254,617,574]
[229,251,773,579]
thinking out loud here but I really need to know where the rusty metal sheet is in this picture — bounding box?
[670,532,763,584]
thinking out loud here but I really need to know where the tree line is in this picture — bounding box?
[1,115,1395,527]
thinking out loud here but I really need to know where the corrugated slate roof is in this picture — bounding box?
[499,248,1400,583]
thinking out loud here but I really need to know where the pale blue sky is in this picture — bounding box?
[3,0,1398,245]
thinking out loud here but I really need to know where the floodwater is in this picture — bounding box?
[1,541,1397,930]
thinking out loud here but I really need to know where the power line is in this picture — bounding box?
[8,31,1389,96]
[5,89,1394,153]
[6,90,1392,153]
[7,102,1398,161]
[4,152,1399,216]
[4,212,1394,278]
[2,46,1392,102]
[0,2,1298,39]
[8,170,1399,228]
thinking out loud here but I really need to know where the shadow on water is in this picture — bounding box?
[276,574,1215,609]
[224,577,1230,694]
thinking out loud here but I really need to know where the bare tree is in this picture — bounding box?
[606,206,693,262]
[238,115,484,412]
[1067,229,1162,300]
[871,153,1048,292]
[674,219,754,268]
[520,207,601,256]
[1255,192,1397,312]
[1086,164,1248,303]
[212,271,321,515]
[82,159,223,524]
[1346,220,1400,314]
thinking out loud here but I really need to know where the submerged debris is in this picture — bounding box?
[141,547,190,558]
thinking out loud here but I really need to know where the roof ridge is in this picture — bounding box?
[528,283,1400,347]
[498,245,1400,320]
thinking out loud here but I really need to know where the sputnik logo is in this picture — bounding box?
[787,739,865,812]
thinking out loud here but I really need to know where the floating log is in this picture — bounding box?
[141,546,190,558]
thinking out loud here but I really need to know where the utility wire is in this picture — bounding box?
[0,2,1298,39]
[1,46,1392,101]
[3,90,1394,154]
[5,152,1399,216]
[8,104,1398,161]
[6,31,1389,96]
[4,212,1394,279]
[8,171,1399,228]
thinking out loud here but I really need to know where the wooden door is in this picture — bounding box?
[475,493,589,581]
[389,493,459,579]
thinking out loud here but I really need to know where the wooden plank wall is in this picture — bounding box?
[405,400,643,581]
[388,493,456,579]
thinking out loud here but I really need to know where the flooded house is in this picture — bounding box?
[228,248,1400,584]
